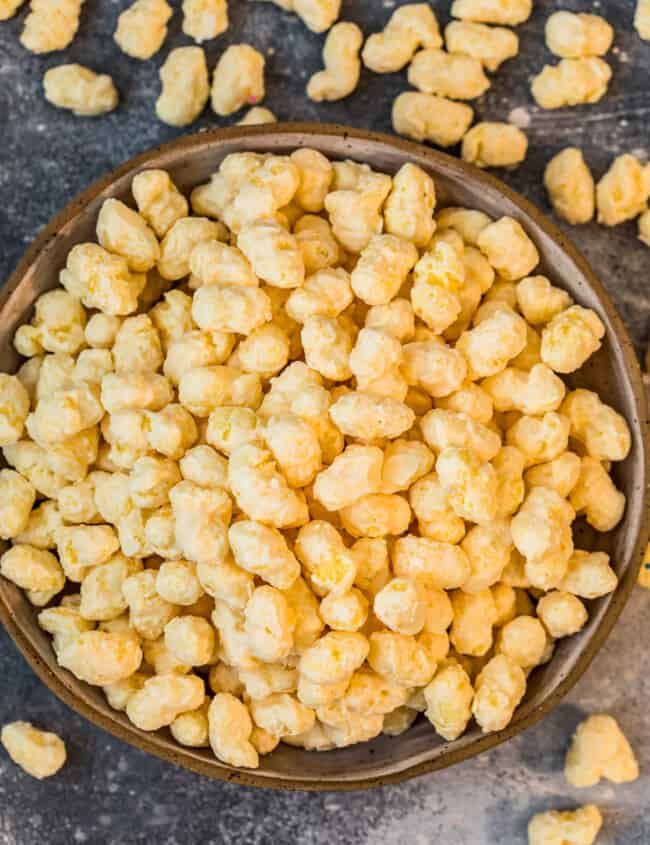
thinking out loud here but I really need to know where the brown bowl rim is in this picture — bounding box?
[0,122,648,791]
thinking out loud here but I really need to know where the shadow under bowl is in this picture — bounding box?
[0,124,648,791]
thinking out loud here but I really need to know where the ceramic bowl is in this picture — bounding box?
[0,124,647,790]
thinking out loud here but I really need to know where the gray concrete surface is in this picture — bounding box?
[0,1,649,843]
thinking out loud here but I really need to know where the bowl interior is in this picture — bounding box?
[0,125,647,790]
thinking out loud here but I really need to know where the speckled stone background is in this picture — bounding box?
[1,1,649,843]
